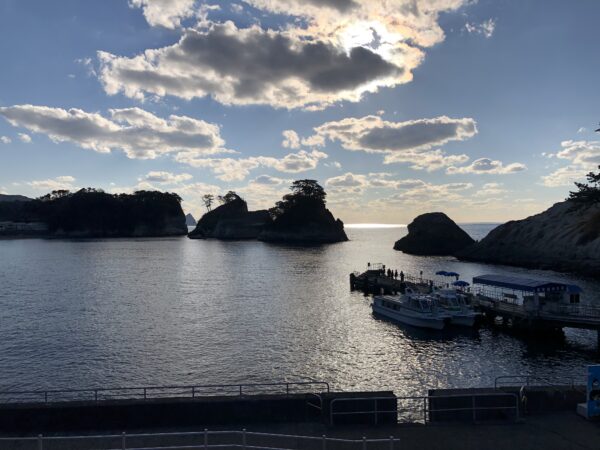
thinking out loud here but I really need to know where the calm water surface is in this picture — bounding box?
[1,225,599,395]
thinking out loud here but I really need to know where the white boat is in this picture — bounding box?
[372,293,451,330]
[434,289,480,327]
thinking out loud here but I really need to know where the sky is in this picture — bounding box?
[1,0,599,224]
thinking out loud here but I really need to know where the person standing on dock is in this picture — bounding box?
[400,271,404,282]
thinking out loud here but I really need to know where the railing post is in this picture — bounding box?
[38,434,43,450]
[144,388,147,400]
[239,385,243,396]
[204,428,208,450]
[286,383,289,395]
[471,396,476,424]
[322,434,326,450]
[374,399,378,425]
[121,432,126,450]
[94,390,98,402]
[192,386,195,398]
[389,436,394,450]
[242,428,247,450]
[362,436,367,450]
[44,392,48,403]
[423,397,427,424]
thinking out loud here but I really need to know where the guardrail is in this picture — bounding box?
[0,429,401,450]
[0,381,330,405]
[330,393,520,425]
[494,375,580,389]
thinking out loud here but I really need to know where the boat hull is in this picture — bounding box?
[372,302,448,330]
[449,314,477,327]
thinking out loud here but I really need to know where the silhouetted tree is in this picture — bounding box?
[269,179,326,219]
[218,191,241,204]
[202,194,215,211]
[568,165,600,203]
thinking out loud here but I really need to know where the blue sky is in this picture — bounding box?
[1,0,599,223]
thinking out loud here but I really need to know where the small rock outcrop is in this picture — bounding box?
[185,213,197,227]
[457,200,600,276]
[394,212,474,256]
[188,196,270,240]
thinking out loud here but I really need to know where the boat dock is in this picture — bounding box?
[350,266,600,348]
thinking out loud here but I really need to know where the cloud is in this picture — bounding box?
[176,149,328,181]
[464,19,496,38]
[18,133,32,143]
[128,0,197,29]
[541,140,600,187]
[142,171,193,184]
[102,0,473,109]
[324,161,342,169]
[282,130,300,149]
[446,158,527,175]
[0,136,11,144]
[27,175,76,191]
[0,104,228,160]
[98,21,401,110]
[252,174,286,186]
[310,115,475,170]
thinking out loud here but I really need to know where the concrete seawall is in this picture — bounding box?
[0,391,396,433]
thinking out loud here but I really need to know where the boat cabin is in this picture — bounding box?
[472,274,581,312]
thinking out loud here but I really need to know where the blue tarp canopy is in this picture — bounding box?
[453,280,470,287]
[472,274,578,293]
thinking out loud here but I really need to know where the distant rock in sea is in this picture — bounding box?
[457,200,600,276]
[0,194,31,202]
[185,213,197,227]
[188,195,270,240]
[394,212,474,256]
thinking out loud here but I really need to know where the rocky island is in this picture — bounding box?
[0,189,187,237]
[188,192,270,239]
[259,179,348,244]
[393,212,474,256]
[189,181,348,244]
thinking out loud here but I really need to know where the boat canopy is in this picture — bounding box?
[472,274,580,293]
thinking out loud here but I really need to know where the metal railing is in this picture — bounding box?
[0,381,330,405]
[544,303,600,319]
[0,429,401,450]
[494,375,580,389]
[330,393,520,425]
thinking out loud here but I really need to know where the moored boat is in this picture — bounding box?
[372,293,451,330]
[434,289,480,327]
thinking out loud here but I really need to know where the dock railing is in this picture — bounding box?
[494,375,580,390]
[330,393,520,425]
[0,381,330,405]
[0,429,401,450]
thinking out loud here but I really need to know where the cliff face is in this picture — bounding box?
[258,202,348,244]
[188,198,271,239]
[458,200,600,275]
[394,212,474,256]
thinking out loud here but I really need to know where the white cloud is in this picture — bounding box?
[446,158,527,175]
[128,0,197,29]
[577,127,587,134]
[176,149,327,181]
[464,19,496,38]
[142,171,193,184]
[282,130,301,149]
[102,0,471,109]
[311,115,475,170]
[27,175,76,191]
[0,104,228,160]
[251,174,286,185]
[18,133,32,143]
[324,161,342,169]
[0,136,11,144]
[541,140,600,187]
